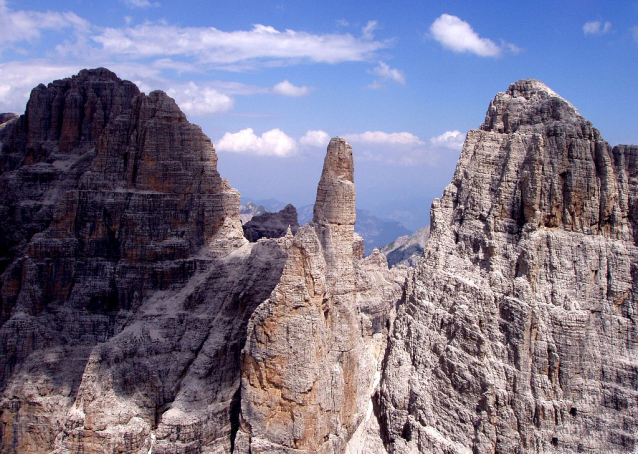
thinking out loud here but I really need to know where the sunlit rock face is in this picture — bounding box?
[236,137,405,453]
[1,69,636,454]
[378,79,638,454]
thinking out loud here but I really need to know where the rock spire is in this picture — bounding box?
[237,137,404,453]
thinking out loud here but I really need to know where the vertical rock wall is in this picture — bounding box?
[378,80,638,454]
[0,68,281,454]
[1,70,636,454]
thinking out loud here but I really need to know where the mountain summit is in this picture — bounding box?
[0,70,636,453]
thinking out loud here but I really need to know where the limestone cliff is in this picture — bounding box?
[236,138,405,453]
[378,79,638,453]
[0,68,282,454]
[1,70,636,454]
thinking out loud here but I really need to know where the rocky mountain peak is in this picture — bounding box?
[380,79,638,454]
[242,203,299,241]
[457,78,631,238]
[506,78,559,98]
[313,136,356,225]
[480,78,583,135]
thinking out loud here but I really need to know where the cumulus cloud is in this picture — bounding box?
[122,0,160,8]
[166,82,234,115]
[300,130,330,148]
[367,61,405,88]
[272,80,310,97]
[583,21,612,35]
[91,23,389,67]
[216,128,297,157]
[429,14,513,57]
[344,131,423,145]
[339,129,466,166]
[429,130,466,150]
[0,0,90,53]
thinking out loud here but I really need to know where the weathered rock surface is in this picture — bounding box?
[237,137,405,453]
[379,79,638,453]
[2,70,637,454]
[380,225,430,268]
[242,203,299,242]
[0,68,285,454]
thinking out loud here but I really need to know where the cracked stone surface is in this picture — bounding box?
[378,79,638,454]
[1,71,636,454]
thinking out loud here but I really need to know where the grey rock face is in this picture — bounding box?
[0,68,282,454]
[378,79,638,453]
[2,70,636,454]
[242,203,300,242]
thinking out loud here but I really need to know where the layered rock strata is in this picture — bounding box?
[0,68,281,453]
[236,138,405,453]
[242,203,300,242]
[2,69,636,454]
[0,71,405,454]
[379,80,638,453]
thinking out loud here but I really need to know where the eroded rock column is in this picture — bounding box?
[237,137,402,453]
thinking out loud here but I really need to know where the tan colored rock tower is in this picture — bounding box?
[236,137,404,453]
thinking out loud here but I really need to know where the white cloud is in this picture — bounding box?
[362,20,378,40]
[633,26,638,43]
[91,23,389,67]
[122,0,160,8]
[368,61,405,87]
[583,21,612,35]
[166,82,233,115]
[216,128,297,157]
[300,130,330,148]
[336,19,350,27]
[341,129,465,166]
[429,130,466,150]
[343,131,424,145]
[0,0,90,52]
[429,14,507,57]
[272,80,310,97]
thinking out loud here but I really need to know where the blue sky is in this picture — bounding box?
[1,0,637,230]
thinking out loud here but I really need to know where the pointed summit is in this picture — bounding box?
[313,137,356,225]
[481,78,582,134]
[505,78,559,99]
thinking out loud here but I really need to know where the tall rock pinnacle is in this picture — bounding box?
[237,137,404,453]
[313,136,356,226]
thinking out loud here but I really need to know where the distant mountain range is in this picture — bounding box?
[379,225,430,267]
[241,199,414,255]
